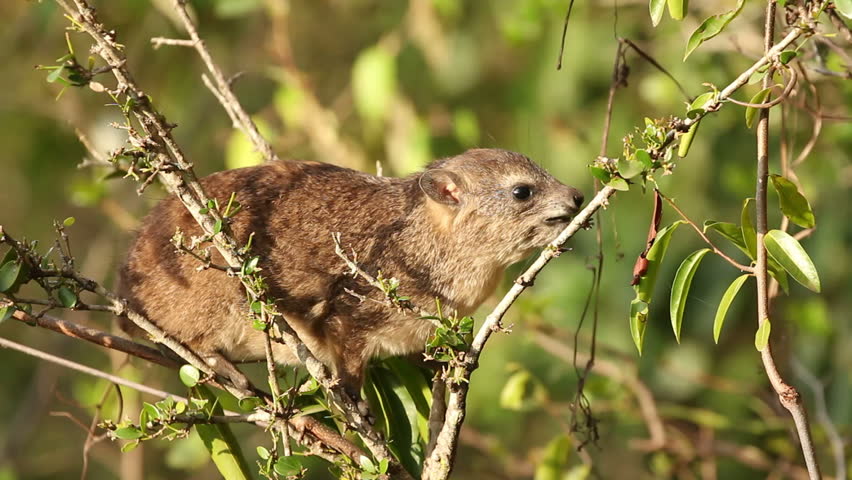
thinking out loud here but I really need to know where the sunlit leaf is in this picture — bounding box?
[713,274,749,343]
[606,176,630,191]
[683,0,745,60]
[741,198,757,259]
[193,385,253,480]
[754,319,771,351]
[649,0,666,26]
[113,426,144,440]
[764,230,820,292]
[670,248,710,343]
[667,0,686,20]
[835,0,852,19]
[769,174,815,228]
[256,446,270,460]
[617,157,644,179]
[63,216,76,226]
[179,365,201,387]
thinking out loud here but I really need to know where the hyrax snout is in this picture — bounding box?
[119,148,583,391]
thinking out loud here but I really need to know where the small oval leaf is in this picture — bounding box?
[670,248,711,343]
[113,426,144,440]
[179,364,201,387]
[764,230,820,292]
[57,286,78,308]
[754,319,771,351]
[713,274,750,343]
[0,261,22,293]
[769,174,815,228]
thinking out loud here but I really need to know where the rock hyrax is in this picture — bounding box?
[119,148,583,391]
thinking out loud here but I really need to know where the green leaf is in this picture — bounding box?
[670,248,711,343]
[193,385,253,480]
[630,299,650,356]
[634,221,684,303]
[46,66,64,83]
[779,50,797,65]
[764,230,820,292]
[0,305,13,324]
[713,274,749,343]
[704,221,751,258]
[0,261,22,293]
[273,456,302,476]
[63,216,76,227]
[667,0,686,20]
[179,365,201,387]
[121,440,140,453]
[745,86,774,128]
[588,166,611,183]
[635,149,653,168]
[741,198,757,260]
[835,0,852,19]
[534,434,572,480]
[677,120,700,158]
[683,0,745,60]
[606,176,629,191]
[365,367,420,477]
[649,0,666,26]
[769,174,815,228]
[213,219,223,235]
[256,446,270,460]
[113,426,144,440]
[754,319,771,351]
[352,45,397,124]
[57,286,78,308]
[617,157,644,179]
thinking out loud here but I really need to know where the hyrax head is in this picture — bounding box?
[419,148,584,265]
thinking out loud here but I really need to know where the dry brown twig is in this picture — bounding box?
[151,0,280,163]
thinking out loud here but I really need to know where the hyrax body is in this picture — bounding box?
[119,149,583,391]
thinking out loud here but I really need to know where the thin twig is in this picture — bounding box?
[727,66,798,108]
[657,190,755,273]
[159,0,280,162]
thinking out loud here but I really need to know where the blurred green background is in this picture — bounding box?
[1,1,850,479]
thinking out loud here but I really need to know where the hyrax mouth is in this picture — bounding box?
[544,214,573,224]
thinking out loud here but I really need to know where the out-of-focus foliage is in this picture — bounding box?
[0,1,850,479]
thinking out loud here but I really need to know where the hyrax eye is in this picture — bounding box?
[512,185,532,200]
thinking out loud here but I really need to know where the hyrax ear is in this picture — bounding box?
[419,169,465,206]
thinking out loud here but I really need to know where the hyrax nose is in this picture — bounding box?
[568,188,584,210]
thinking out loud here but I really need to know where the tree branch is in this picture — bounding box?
[754,2,820,478]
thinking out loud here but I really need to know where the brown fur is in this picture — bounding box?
[118,149,583,390]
